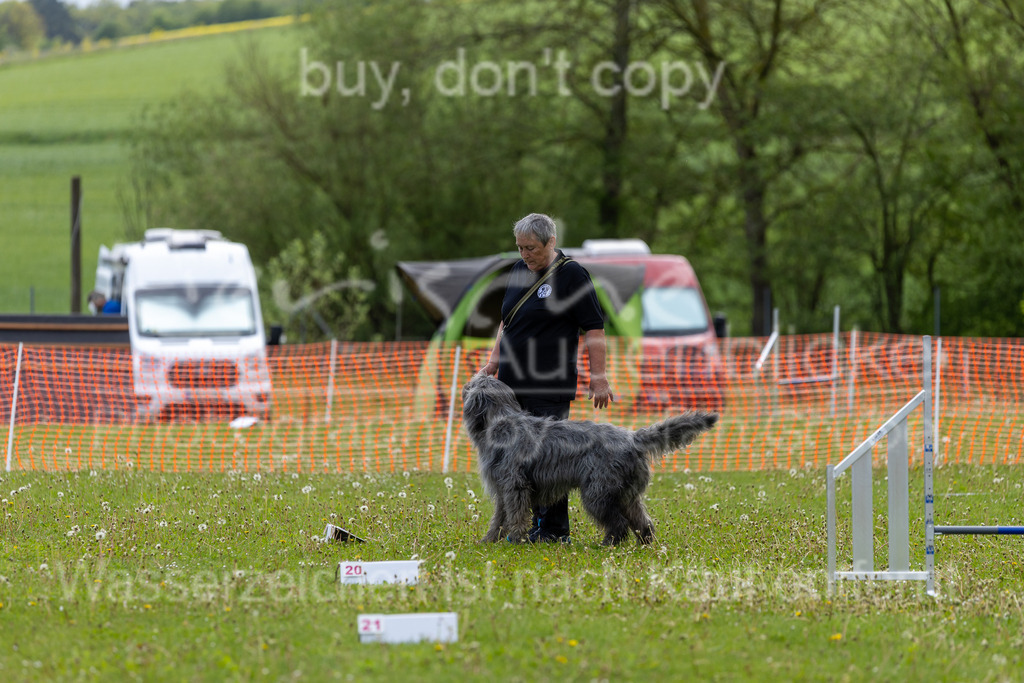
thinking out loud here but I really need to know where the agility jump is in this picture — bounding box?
[826,335,1023,596]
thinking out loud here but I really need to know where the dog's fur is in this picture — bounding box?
[462,373,718,545]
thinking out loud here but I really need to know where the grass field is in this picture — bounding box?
[0,466,1021,680]
[0,24,302,314]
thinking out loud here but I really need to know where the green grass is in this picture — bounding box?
[0,27,302,314]
[0,466,1021,680]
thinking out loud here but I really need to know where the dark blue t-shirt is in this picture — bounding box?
[497,252,605,401]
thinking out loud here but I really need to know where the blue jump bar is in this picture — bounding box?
[935,526,1024,535]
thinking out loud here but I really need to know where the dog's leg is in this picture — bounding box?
[501,487,534,542]
[624,497,656,545]
[580,487,632,546]
[481,495,508,543]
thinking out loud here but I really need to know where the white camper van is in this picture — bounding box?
[95,229,272,422]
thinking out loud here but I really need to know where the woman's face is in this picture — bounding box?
[516,234,556,272]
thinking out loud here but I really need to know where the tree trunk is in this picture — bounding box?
[598,0,630,235]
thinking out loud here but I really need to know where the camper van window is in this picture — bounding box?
[134,286,257,338]
[641,287,710,336]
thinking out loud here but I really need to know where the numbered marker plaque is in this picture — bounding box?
[337,560,422,585]
[357,613,458,644]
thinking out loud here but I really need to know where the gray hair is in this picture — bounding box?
[513,213,556,244]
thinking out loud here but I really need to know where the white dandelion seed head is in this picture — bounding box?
[198,523,208,532]
[359,505,368,513]
[253,473,262,482]
[398,492,407,498]
[445,551,456,561]
[95,529,107,540]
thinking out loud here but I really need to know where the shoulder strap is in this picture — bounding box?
[502,256,569,334]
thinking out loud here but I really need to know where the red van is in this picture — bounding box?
[570,241,724,411]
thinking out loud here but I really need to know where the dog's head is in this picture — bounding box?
[461,373,521,435]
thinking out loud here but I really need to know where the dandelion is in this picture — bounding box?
[291,473,299,480]
[253,473,262,482]
[273,494,282,501]
[466,489,476,499]
[57,492,64,498]
[39,563,48,572]
[188,509,196,516]
[829,633,843,642]
[402,471,411,479]
[685,483,696,491]
[95,529,107,540]
[444,477,453,490]
[301,485,313,494]
[198,523,208,532]
[398,492,407,498]
[351,482,361,489]
[757,490,767,499]
[568,639,578,647]
[427,504,435,513]
[471,514,479,521]
[445,551,456,561]
[158,521,168,528]
[740,514,750,522]
[710,503,720,511]
[377,492,384,498]
[359,505,368,513]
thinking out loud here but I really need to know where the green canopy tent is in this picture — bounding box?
[395,254,647,342]
[395,255,648,421]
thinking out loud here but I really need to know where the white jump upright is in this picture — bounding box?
[827,336,936,595]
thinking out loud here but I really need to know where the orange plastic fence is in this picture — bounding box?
[1,335,1021,472]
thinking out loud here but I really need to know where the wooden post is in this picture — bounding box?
[70,176,82,313]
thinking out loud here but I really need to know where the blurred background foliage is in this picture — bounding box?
[120,0,1024,340]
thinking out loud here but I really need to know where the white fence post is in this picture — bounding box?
[325,338,338,423]
[441,345,462,474]
[6,342,24,472]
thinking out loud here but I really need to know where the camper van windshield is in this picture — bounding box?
[134,287,257,337]
[642,287,709,336]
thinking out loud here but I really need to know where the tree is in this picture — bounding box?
[0,1,45,51]
[652,0,847,335]
[28,0,78,43]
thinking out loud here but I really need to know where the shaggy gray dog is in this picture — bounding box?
[462,373,718,545]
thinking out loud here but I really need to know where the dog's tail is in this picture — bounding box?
[633,411,718,461]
